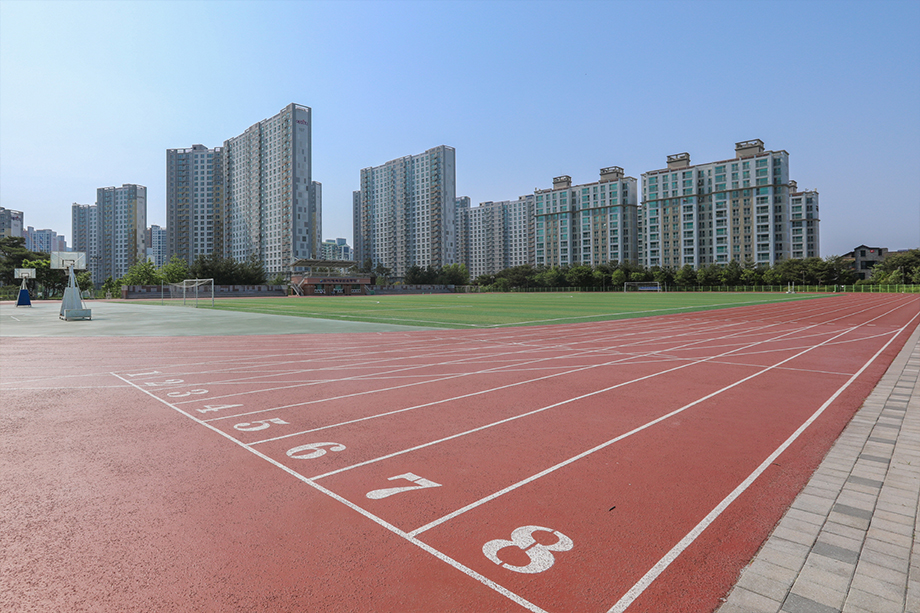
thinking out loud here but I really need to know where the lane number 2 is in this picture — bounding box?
[286,442,346,460]
[483,526,573,574]
[233,418,289,432]
[366,473,441,500]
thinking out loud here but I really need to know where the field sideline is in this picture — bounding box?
[141,291,833,329]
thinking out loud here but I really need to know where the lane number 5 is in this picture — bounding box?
[233,418,289,432]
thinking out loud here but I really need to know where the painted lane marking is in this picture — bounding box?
[176,318,751,409]
[365,473,441,500]
[208,320,762,424]
[112,373,551,613]
[405,299,915,537]
[483,526,574,574]
[248,320,796,445]
[606,309,920,613]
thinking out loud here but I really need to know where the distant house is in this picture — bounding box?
[843,245,888,280]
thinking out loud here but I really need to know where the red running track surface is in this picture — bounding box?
[1,293,918,612]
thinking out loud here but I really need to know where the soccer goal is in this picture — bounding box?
[168,278,214,307]
[624,281,662,292]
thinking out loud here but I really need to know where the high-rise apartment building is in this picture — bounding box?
[96,184,147,281]
[223,103,321,275]
[535,167,638,268]
[788,182,820,259]
[25,226,67,253]
[166,104,321,276]
[352,190,364,265]
[166,144,223,264]
[458,195,534,280]
[320,238,353,261]
[640,139,813,268]
[355,145,457,278]
[71,203,100,282]
[0,207,24,239]
[147,224,168,267]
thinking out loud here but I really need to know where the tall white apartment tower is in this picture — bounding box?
[72,203,101,283]
[535,167,638,268]
[789,182,820,259]
[166,144,224,264]
[223,103,321,275]
[640,139,814,268]
[96,184,147,281]
[458,195,534,280]
[356,145,457,278]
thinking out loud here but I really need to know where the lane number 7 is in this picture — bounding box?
[366,472,441,500]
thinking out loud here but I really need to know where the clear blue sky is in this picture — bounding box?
[2,0,918,257]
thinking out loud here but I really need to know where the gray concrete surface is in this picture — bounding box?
[0,300,433,336]
[718,322,920,613]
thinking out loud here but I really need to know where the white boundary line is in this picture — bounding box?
[405,303,911,537]
[606,308,920,613]
[112,372,551,613]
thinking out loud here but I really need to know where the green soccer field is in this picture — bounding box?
[168,292,829,329]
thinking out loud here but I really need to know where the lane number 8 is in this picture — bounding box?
[482,525,573,574]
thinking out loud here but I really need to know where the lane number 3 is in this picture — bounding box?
[483,526,573,574]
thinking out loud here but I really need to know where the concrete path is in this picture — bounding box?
[718,322,920,613]
[0,300,434,336]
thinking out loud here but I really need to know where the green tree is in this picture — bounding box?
[101,276,119,298]
[76,271,94,292]
[158,255,191,283]
[610,268,627,288]
[121,259,162,286]
[238,254,267,285]
[0,236,42,286]
[439,263,470,285]
[674,265,697,287]
[719,260,741,286]
[22,258,66,297]
[191,253,239,285]
[565,265,593,287]
[696,264,721,287]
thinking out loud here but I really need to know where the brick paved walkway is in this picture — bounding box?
[718,322,920,613]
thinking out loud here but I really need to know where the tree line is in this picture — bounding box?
[470,251,920,291]
[0,237,273,297]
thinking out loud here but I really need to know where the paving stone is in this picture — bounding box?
[782,590,843,613]
[841,587,902,613]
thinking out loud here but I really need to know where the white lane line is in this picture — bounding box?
[243,321,793,442]
[308,317,834,482]
[113,372,550,613]
[162,317,736,396]
[203,320,759,422]
[606,309,920,613]
[406,299,914,538]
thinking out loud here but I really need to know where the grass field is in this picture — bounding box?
[147,291,831,329]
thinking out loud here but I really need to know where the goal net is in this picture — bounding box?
[168,278,214,307]
[624,281,662,292]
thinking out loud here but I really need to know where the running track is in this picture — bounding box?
[2,293,918,612]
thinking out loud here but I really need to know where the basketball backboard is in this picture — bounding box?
[51,251,86,270]
[14,268,36,279]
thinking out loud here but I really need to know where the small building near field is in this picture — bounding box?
[289,259,373,295]
[842,245,888,280]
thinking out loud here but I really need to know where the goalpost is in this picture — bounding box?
[168,278,214,307]
[624,281,663,292]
